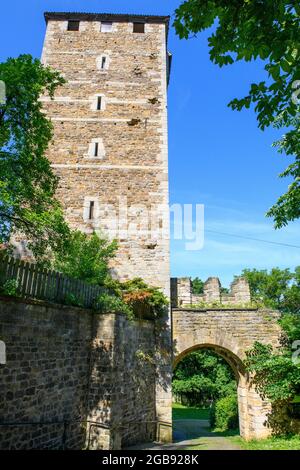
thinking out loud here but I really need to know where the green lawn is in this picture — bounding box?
[172,403,210,420]
[231,435,300,450]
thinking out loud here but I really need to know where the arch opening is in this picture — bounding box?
[172,344,248,444]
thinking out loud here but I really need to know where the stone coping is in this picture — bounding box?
[44,11,170,24]
[0,295,155,325]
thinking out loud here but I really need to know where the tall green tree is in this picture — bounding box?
[52,231,118,286]
[246,341,300,404]
[174,1,300,228]
[0,54,69,257]
[191,277,204,294]
[241,266,300,313]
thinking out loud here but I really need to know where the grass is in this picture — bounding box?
[230,435,300,450]
[173,403,300,450]
[292,395,300,403]
[172,403,210,420]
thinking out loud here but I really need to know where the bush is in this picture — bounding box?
[95,292,134,320]
[64,293,84,308]
[210,395,239,432]
[0,279,19,297]
[52,230,117,285]
[105,277,169,320]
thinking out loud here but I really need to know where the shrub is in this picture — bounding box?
[105,277,169,320]
[210,394,239,432]
[0,279,19,297]
[52,230,117,285]
[95,292,134,320]
[64,293,84,308]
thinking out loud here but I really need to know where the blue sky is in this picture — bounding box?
[1,0,299,286]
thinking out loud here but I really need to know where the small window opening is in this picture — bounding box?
[89,201,95,220]
[68,21,80,31]
[133,23,145,33]
[94,142,99,157]
[97,96,102,110]
[101,22,113,32]
[101,56,107,70]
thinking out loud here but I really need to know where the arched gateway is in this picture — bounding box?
[172,307,282,440]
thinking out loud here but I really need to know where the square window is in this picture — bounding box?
[67,20,80,31]
[133,23,145,33]
[101,22,113,32]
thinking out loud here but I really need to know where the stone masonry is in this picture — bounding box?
[171,276,251,307]
[40,11,173,440]
[0,296,160,450]
[41,12,171,294]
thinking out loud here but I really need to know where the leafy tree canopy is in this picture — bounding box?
[173,350,236,406]
[245,341,300,403]
[52,230,118,286]
[241,266,300,412]
[0,54,69,258]
[191,277,204,294]
[174,1,300,228]
[241,266,300,314]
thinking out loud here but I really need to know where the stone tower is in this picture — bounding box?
[41,12,171,295]
[41,11,172,442]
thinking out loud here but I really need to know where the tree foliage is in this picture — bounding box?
[240,266,300,415]
[210,394,239,431]
[0,54,69,257]
[174,1,300,227]
[173,349,236,406]
[52,230,117,286]
[104,277,169,319]
[241,266,300,313]
[245,341,300,403]
[191,277,204,294]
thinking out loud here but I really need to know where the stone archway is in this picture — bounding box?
[172,307,282,440]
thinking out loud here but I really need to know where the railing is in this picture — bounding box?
[0,419,172,450]
[0,253,107,309]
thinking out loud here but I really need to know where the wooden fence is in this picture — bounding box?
[0,254,107,309]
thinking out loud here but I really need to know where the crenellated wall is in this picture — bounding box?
[171,276,251,307]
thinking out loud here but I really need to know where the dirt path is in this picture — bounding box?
[127,420,242,451]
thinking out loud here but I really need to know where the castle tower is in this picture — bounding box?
[41,12,171,295]
[41,12,172,443]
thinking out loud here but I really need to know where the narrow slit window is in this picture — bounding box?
[94,142,99,157]
[97,96,102,110]
[101,56,107,70]
[89,201,95,220]
[101,22,113,32]
[133,23,145,33]
[68,20,80,31]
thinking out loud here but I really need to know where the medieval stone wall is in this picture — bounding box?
[0,296,158,449]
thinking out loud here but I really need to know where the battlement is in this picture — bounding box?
[171,276,251,308]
